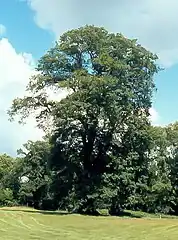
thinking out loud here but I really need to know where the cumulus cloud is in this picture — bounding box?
[0,38,44,156]
[149,108,160,125]
[0,37,70,155]
[26,0,178,67]
[0,24,6,36]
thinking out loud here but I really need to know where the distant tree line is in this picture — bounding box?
[0,25,177,216]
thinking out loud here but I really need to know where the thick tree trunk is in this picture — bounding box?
[32,191,41,210]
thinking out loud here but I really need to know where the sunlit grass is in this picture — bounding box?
[0,207,178,239]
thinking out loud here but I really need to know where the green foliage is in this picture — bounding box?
[0,188,15,206]
[0,154,14,185]
[5,25,178,217]
[16,140,54,209]
[7,25,158,214]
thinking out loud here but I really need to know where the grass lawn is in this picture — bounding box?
[0,207,178,239]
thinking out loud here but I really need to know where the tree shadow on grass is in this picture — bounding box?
[0,208,142,218]
[0,208,70,216]
[117,211,142,219]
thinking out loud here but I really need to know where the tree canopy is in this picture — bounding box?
[1,25,177,216]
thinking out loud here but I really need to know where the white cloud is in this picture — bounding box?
[0,24,6,36]
[0,37,70,156]
[0,38,44,156]
[26,0,178,67]
[149,108,160,125]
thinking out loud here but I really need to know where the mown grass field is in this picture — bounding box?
[0,207,178,239]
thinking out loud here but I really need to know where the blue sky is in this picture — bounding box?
[0,0,178,155]
[0,0,53,59]
[154,66,178,125]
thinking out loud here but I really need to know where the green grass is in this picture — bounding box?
[1,207,178,239]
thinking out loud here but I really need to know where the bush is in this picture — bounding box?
[0,188,16,206]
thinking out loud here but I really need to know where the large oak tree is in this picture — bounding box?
[8,25,159,214]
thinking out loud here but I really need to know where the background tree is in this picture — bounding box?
[16,140,54,209]
[144,126,173,214]
[165,122,178,214]
[0,154,16,206]
[0,154,14,186]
